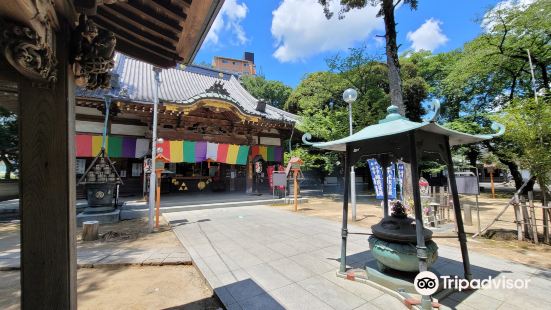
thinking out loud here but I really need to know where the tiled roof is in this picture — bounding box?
[76,53,298,123]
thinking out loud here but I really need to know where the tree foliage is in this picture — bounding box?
[318,0,419,116]
[284,147,338,174]
[0,107,18,179]
[405,0,550,189]
[285,47,428,174]
[494,97,551,192]
[240,75,292,109]
[287,46,428,142]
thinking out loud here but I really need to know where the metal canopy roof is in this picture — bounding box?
[303,105,504,152]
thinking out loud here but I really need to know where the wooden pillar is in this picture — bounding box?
[230,164,236,191]
[246,155,253,194]
[513,194,524,241]
[156,170,161,228]
[19,23,77,309]
[293,170,298,211]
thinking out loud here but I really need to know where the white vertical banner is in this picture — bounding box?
[206,142,218,161]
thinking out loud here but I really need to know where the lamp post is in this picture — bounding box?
[343,88,358,221]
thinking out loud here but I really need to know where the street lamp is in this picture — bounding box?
[343,88,358,221]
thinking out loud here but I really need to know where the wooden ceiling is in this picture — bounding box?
[90,0,223,67]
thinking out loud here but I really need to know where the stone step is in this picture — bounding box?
[120,197,308,220]
[76,209,120,226]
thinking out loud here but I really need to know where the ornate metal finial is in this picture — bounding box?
[302,133,313,145]
[423,99,441,123]
[387,105,399,114]
[490,122,506,137]
[378,105,405,124]
[206,81,230,96]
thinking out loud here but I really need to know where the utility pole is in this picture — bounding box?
[148,67,162,232]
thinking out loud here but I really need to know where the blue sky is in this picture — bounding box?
[195,0,502,88]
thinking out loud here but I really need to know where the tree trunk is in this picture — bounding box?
[498,157,524,190]
[82,221,99,241]
[466,147,479,174]
[382,0,405,116]
[539,63,549,91]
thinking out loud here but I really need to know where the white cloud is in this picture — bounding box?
[205,0,248,45]
[271,0,383,63]
[406,19,448,52]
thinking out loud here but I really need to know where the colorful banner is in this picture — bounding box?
[236,145,249,165]
[195,141,207,163]
[397,162,405,200]
[76,134,149,158]
[75,134,282,164]
[226,145,239,164]
[183,141,196,163]
[368,159,384,199]
[367,159,396,200]
[206,142,218,161]
[387,163,397,200]
[169,140,183,163]
[217,144,229,163]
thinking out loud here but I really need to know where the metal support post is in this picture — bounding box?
[408,132,431,309]
[339,145,351,273]
[444,138,472,281]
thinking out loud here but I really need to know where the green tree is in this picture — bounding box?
[284,147,338,174]
[240,75,292,109]
[285,71,350,141]
[494,97,551,197]
[405,0,550,189]
[0,107,18,180]
[319,0,419,116]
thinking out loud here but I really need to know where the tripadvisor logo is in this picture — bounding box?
[414,271,531,295]
[414,271,439,295]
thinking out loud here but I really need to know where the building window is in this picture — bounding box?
[243,63,248,67]
[232,61,236,65]
[222,60,228,64]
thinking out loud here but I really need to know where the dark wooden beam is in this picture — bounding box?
[97,6,177,48]
[170,0,191,10]
[93,17,177,56]
[148,0,188,24]
[119,1,181,33]
[76,114,146,126]
[19,22,76,309]
[100,4,178,42]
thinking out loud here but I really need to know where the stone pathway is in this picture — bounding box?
[166,205,551,310]
[0,246,191,270]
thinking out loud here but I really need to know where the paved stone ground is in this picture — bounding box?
[166,205,551,310]
[0,246,191,270]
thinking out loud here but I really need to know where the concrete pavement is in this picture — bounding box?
[166,205,551,310]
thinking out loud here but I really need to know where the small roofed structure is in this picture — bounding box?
[303,103,504,307]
